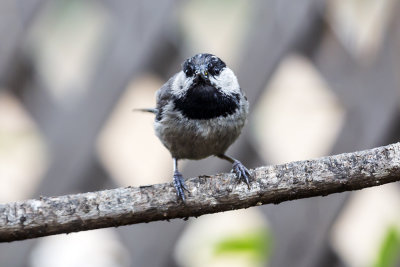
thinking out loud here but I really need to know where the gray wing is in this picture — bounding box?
[155,74,177,121]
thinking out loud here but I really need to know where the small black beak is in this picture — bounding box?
[195,69,209,81]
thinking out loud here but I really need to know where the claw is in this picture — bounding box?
[173,171,189,201]
[232,160,251,189]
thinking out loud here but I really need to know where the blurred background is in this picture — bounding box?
[0,0,400,266]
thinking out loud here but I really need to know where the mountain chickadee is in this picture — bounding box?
[138,53,251,200]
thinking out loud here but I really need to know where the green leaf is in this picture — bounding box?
[374,225,400,267]
[213,229,271,263]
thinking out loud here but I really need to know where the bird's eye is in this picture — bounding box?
[184,67,193,77]
[208,65,221,76]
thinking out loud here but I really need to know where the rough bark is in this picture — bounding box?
[1,142,400,242]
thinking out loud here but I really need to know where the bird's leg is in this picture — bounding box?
[217,154,251,189]
[173,158,189,201]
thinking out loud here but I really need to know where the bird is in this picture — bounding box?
[137,53,251,201]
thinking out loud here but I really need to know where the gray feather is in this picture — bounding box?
[156,75,176,110]
[133,108,158,114]
[155,74,177,121]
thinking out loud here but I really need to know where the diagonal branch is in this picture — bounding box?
[1,142,400,242]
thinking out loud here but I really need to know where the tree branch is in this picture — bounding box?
[1,143,400,242]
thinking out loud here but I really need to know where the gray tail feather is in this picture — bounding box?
[132,108,158,114]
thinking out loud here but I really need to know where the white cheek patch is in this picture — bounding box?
[172,68,240,98]
[171,71,194,98]
[209,67,241,95]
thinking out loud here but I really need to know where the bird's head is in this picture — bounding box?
[171,53,240,98]
[182,53,226,83]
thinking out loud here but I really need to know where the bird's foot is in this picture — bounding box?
[231,160,251,189]
[173,171,189,201]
